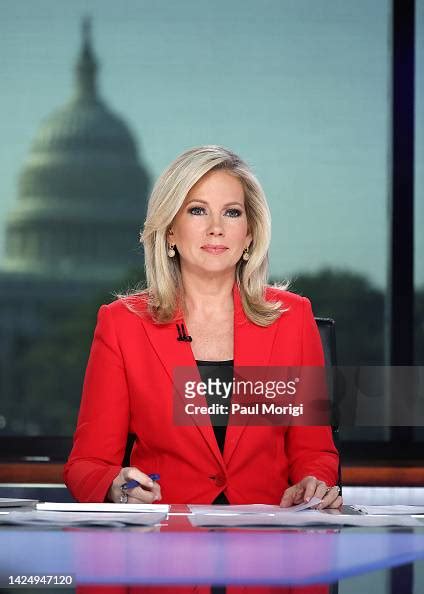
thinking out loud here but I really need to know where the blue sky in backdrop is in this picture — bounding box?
[1,1,422,288]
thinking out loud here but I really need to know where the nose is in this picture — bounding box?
[207,213,224,236]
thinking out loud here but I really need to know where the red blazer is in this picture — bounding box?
[64,283,339,503]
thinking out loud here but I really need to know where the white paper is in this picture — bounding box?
[189,498,322,515]
[0,498,38,508]
[352,505,424,515]
[342,487,424,506]
[189,510,424,528]
[36,502,169,513]
[0,510,167,527]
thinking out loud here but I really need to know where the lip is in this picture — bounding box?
[201,245,229,254]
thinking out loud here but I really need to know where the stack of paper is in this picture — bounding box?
[36,502,169,513]
[189,499,322,515]
[188,502,424,528]
[0,510,166,527]
[0,502,170,527]
[351,505,424,515]
[0,498,38,508]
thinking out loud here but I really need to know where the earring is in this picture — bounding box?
[168,243,176,257]
[242,247,250,261]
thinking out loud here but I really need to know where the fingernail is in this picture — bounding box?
[305,496,311,502]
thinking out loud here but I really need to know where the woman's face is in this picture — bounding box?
[169,169,252,277]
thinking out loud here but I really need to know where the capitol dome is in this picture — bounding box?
[3,18,150,282]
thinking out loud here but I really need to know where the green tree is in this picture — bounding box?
[8,267,423,435]
[13,267,144,435]
[270,268,385,364]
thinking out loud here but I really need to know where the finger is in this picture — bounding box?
[281,484,305,506]
[121,467,155,491]
[328,495,343,509]
[303,477,321,502]
[117,468,162,503]
[311,481,328,504]
[135,478,161,501]
[317,487,341,509]
[127,479,161,497]
[126,489,158,504]
[292,486,306,504]
[128,485,162,502]
[124,480,162,502]
[280,487,296,507]
[150,483,162,501]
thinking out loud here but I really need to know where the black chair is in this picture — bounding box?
[316,317,341,594]
[316,317,342,495]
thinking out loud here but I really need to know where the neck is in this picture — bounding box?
[180,270,235,317]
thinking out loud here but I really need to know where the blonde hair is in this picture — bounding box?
[116,145,289,326]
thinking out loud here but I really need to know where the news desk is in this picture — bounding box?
[1,505,424,593]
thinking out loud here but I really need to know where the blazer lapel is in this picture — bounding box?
[140,298,225,469]
[224,283,279,464]
[141,283,279,470]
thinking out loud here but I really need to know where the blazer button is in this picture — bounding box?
[214,474,226,487]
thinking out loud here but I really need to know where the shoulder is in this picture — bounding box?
[98,293,150,325]
[264,285,306,308]
[264,285,315,327]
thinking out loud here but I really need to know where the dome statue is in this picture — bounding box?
[2,17,150,283]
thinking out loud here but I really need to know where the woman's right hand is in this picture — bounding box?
[106,467,162,503]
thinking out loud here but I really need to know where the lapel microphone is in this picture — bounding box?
[176,323,192,342]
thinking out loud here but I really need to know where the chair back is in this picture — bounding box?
[316,317,342,493]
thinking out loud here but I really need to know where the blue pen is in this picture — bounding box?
[122,474,160,490]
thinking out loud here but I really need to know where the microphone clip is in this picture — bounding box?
[176,323,192,342]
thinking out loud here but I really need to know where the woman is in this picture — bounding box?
[64,145,342,509]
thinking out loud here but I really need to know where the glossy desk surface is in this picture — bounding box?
[1,505,424,587]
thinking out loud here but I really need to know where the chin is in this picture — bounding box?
[195,261,235,273]
[202,265,237,275]
[182,257,237,276]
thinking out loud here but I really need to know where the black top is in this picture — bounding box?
[196,359,233,505]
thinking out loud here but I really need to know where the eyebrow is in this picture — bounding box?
[186,199,244,208]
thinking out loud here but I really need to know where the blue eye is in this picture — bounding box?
[226,208,242,217]
[187,206,242,217]
[188,206,206,215]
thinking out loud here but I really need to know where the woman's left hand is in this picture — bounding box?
[280,475,342,510]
